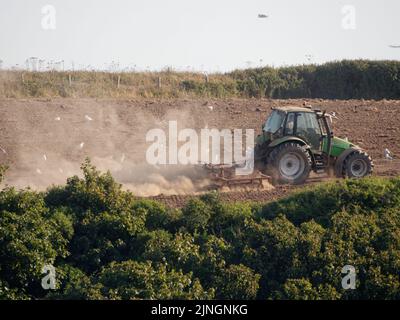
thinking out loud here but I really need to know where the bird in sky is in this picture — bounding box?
[258,14,269,18]
[389,45,400,48]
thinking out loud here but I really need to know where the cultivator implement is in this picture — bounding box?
[201,163,271,189]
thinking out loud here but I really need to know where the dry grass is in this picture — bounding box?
[2,60,399,99]
[0,70,237,99]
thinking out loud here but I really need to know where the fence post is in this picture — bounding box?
[157,76,161,89]
[205,73,209,83]
[68,74,72,86]
[21,73,25,84]
[117,75,121,88]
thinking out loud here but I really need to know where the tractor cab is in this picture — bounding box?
[257,106,333,159]
[260,106,331,153]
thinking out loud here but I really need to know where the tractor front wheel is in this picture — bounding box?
[267,142,312,185]
[343,151,373,178]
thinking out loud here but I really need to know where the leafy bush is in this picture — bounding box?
[278,279,340,300]
[0,162,399,299]
[95,260,213,299]
[140,231,202,272]
[215,264,261,299]
[181,198,212,232]
[0,188,73,298]
[46,264,102,300]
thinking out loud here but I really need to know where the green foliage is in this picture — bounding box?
[232,67,283,98]
[51,158,136,216]
[0,161,399,300]
[141,199,182,231]
[257,178,400,226]
[0,279,29,300]
[0,165,7,184]
[231,60,400,99]
[96,260,213,299]
[278,279,340,300]
[215,264,261,299]
[182,198,212,232]
[68,208,146,273]
[180,79,237,98]
[0,188,73,298]
[46,264,102,300]
[140,230,202,272]
[46,159,147,273]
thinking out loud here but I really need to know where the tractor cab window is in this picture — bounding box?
[263,110,284,134]
[295,112,322,150]
[318,117,327,135]
[284,113,295,135]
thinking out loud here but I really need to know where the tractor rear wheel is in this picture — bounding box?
[343,151,373,178]
[267,142,312,185]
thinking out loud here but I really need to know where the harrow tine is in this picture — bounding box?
[201,162,271,189]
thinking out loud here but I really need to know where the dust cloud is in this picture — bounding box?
[0,100,214,196]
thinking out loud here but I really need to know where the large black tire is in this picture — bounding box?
[266,142,312,185]
[342,150,373,178]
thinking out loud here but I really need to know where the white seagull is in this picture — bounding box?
[384,148,393,160]
[327,112,338,123]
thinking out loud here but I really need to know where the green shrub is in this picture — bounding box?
[0,188,73,298]
[46,264,102,300]
[140,200,182,232]
[215,264,260,299]
[96,260,213,299]
[278,279,340,300]
[181,198,212,232]
[141,231,201,272]
[1,161,399,300]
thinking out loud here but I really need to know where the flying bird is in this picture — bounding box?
[389,45,400,48]
[258,14,269,18]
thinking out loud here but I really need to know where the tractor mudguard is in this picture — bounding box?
[334,147,360,177]
[268,136,310,148]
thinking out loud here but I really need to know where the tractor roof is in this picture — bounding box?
[273,105,316,113]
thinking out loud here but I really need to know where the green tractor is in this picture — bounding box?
[254,106,373,185]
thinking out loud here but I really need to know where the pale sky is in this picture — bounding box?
[0,0,399,72]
